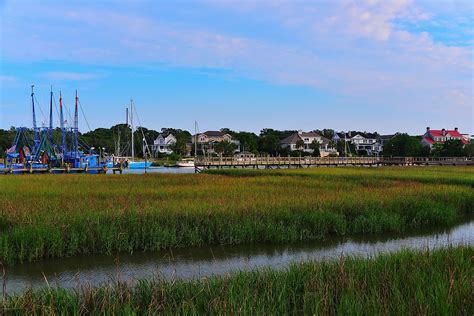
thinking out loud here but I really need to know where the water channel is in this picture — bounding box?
[4,219,473,294]
[107,166,195,175]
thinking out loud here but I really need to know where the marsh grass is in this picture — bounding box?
[0,167,472,264]
[1,247,472,315]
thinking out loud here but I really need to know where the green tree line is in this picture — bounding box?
[1,126,472,158]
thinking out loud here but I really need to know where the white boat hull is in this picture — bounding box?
[176,161,195,168]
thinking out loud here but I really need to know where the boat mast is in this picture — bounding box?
[31,85,40,151]
[116,125,121,157]
[49,86,53,140]
[73,90,79,157]
[194,121,198,158]
[59,91,66,157]
[130,99,134,161]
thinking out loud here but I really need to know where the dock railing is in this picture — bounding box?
[195,156,473,169]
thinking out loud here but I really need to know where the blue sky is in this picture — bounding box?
[0,0,472,134]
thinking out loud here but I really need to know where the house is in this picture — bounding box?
[333,131,383,156]
[191,131,240,154]
[153,131,177,155]
[421,127,468,148]
[280,131,337,157]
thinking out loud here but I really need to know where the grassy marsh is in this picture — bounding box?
[0,166,472,264]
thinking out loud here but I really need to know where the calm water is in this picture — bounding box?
[3,219,472,294]
[107,166,195,174]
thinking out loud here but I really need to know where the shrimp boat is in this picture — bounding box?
[1,86,109,174]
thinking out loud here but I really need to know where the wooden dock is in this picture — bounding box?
[195,156,474,172]
[1,166,124,175]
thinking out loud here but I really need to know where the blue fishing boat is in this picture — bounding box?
[2,86,109,174]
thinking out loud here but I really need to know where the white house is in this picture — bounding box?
[280,131,337,157]
[333,131,383,155]
[153,132,177,155]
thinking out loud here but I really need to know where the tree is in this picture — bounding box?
[336,140,356,157]
[382,133,425,157]
[295,139,305,151]
[258,129,281,155]
[169,138,188,156]
[313,129,334,140]
[440,139,464,157]
[233,131,259,153]
[0,127,17,158]
[162,128,191,156]
[309,140,320,157]
[464,141,474,157]
[214,140,237,157]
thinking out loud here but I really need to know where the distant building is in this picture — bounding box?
[461,134,472,143]
[333,131,383,156]
[280,131,337,157]
[153,132,176,155]
[192,131,240,154]
[421,127,468,148]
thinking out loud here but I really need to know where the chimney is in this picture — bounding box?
[426,127,430,132]
[454,127,458,132]
[442,128,446,136]
[298,130,303,135]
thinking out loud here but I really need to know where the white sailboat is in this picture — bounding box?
[128,99,152,169]
[110,99,152,169]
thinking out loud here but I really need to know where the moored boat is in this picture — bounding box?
[176,158,195,168]
[3,86,110,174]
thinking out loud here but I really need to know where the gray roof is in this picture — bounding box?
[280,133,303,144]
[203,131,226,137]
[299,132,321,138]
[335,131,380,139]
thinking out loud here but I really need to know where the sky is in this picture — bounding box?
[0,0,473,135]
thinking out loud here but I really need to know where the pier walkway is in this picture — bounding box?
[195,156,473,172]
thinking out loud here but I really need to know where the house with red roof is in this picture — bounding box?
[421,127,468,148]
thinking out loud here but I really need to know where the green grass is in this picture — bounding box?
[151,158,177,167]
[2,246,472,315]
[0,166,473,265]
